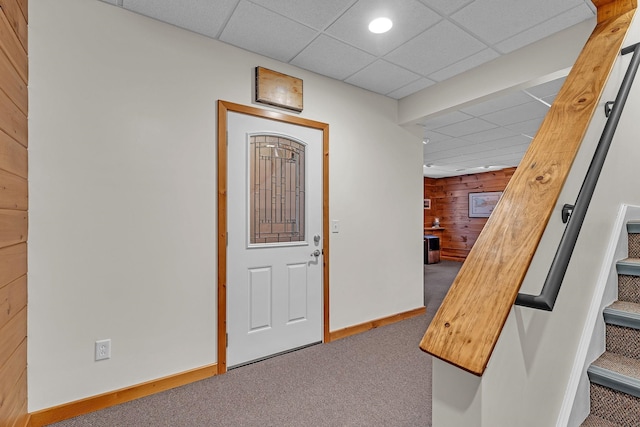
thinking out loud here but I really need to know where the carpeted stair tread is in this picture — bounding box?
[604,301,640,332]
[590,352,640,384]
[581,414,623,427]
[607,300,640,315]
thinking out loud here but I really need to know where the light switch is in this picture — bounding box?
[331,220,340,233]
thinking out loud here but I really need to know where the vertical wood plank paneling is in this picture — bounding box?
[0,0,26,425]
[424,168,516,260]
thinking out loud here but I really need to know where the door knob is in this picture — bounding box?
[311,249,321,257]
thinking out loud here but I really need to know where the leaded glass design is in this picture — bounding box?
[249,135,305,244]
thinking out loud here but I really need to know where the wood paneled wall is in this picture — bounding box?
[424,168,516,261]
[0,0,28,426]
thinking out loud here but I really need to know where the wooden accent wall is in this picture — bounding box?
[0,0,28,426]
[424,168,516,261]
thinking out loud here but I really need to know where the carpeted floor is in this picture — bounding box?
[49,260,462,427]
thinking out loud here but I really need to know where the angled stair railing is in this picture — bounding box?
[420,1,637,376]
[515,41,640,311]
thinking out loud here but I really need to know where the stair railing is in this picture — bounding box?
[515,41,640,310]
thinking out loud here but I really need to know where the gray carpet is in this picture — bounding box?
[49,261,462,427]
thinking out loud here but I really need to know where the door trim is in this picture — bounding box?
[217,100,330,373]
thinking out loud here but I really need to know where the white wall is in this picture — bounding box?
[431,12,640,427]
[28,0,423,411]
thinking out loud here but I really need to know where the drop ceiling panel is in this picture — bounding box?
[387,78,435,99]
[451,0,585,44]
[325,0,441,56]
[460,91,532,117]
[345,60,421,95]
[461,127,520,144]
[123,0,238,38]
[250,0,356,30]
[480,100,549,127]
[421,111,473,130]
[527,77,566,98]
[219,0,319,62]
[483,135,532,149]
[495,4,595,53]
[504,117,546,135]
[428,48,500,82]
[292,35,376,80]
[385,20,487,76]
[435,118,497,138]
[418,0,473,15]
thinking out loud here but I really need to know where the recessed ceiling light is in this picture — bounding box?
[369,17,392,34]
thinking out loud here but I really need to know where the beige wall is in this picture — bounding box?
[28,0,423,411]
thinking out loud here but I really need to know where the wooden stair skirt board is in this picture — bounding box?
[28,364,218,427]
[581,223,640,426]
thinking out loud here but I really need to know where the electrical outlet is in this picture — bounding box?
[95,339,111,361]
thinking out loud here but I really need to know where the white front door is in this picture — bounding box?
[226,111,323,368]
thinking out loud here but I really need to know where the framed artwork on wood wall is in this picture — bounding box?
[424,199,431,209]
[469,191,502,218]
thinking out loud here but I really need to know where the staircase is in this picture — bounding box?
[581,221,640,426]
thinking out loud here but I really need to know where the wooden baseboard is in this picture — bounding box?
[328,307,426,342]
[28,363,218,427]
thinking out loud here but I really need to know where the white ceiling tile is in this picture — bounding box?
[385,20,486,75]
[422,131,451,143]
[345,60,421,95]
[387,78,435,99]
[123,0,239,38]
[436,118,497,138]
[526,77,566,98]
[483,135,531,149]
[424,137,470,154]
[325,0,441,56]
[495,4,594,54]
[250,0,356,30]
[291,35,376,80]
[422,111,473,129]
[451,0,584,44]
[461,91,532,116]
[481,101,549,126]
[505,117,545,135]
[428,48,499,82]
[219,1,319,62]
[461,127,519,144]
[417,0,473,15]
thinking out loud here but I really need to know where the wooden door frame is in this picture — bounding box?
[217,100,330,373]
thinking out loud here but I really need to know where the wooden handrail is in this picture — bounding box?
[420,0,637,376]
